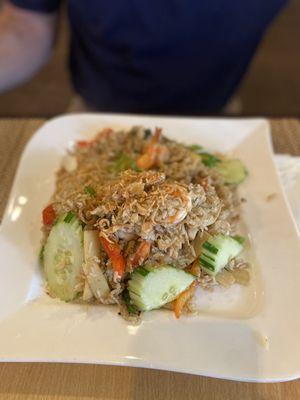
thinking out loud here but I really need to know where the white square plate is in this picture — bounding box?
[1,114,300,382]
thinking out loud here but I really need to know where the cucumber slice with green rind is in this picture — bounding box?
[43,214,84,301]
[128,265,195,311]
[200,234,243,276]
[215,158,247,184]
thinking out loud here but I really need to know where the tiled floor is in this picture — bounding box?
[0,1,299,117]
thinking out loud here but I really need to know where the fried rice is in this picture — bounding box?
[42,126,249,321]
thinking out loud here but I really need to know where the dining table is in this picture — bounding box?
[0,117,300,400]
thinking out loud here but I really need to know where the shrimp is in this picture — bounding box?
[154,184,192,226]
[167,187,192,224]
[129,240,152,268]
[136,128,169,170]
[76,128,113,148]
[174,281,197,319]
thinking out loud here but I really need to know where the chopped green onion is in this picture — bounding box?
[64,211,75,223]
[188,144,203,153]
[232,235,246,245]
[189,145,220,167]
[84,186,96,196]
[135,266,150,277]
[144,129,152,138]
[39,245,44,263]
[122,289,139,314]
[200,153,221,167]
[109,152,141,173]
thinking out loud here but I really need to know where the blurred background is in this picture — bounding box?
[0,0,299,118]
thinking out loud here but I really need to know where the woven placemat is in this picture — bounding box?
[1,118,300,221]
[0,119,44,220]
[270,118,300,155]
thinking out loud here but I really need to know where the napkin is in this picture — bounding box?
[275,154,300,234]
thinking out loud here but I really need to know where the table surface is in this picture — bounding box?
[0,118,300,400]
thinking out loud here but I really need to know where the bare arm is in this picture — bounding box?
[0,2,57,93]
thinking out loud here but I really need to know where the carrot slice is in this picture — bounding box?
[42,204,56,226]
[174,281,197,319]
[99,236,125,279]
[77,140,90,148]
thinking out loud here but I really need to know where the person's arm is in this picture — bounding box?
[0,1,57,93]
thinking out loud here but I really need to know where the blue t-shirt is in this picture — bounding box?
[11,0,286,114]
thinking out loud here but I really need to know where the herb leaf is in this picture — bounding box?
[110,153,141,173]
[39,245,44,264]
[189,145,220,168]
[135,266,150,277]
[232,235,246,245]
[144,128,152,139]
[200,153,221,168]
[84,186,96,197]
[188,144,203,153]
[122,289,139,314]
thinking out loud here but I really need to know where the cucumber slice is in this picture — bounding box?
[200,234,243,276]
[43,213,84,301]
[215,158,247,184]
[128,265,195,311]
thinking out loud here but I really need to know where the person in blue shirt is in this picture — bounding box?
[0,1,286,114]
